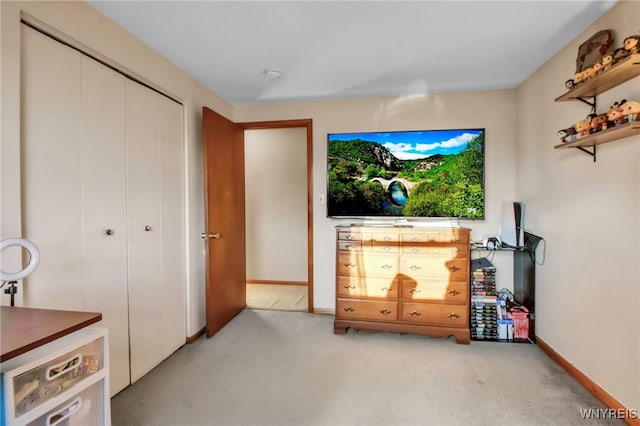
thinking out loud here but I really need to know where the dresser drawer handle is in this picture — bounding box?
[448,265,460,272]
[383,236,392,241]
[379,309,392,316]
[448,313,461,319]
[382,246,391,252]
[343,244,353,249]
[448,289,460,296]
[409,288,422,294]
[409,265,421,271]
[344,306,355,312]
[381,287,390,292]
[411,247,420,253]
[381,264,392,269]
[345,235,354,240]
[409,310,422,317]
[411,236,421,242]
[344,263,356,268]
[343,284,356,289]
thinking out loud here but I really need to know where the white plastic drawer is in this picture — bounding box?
[12,337,104,418]
[28,379,105,426]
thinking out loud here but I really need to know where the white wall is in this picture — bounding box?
[0,0,232,336]
[235,90,518,309]
[515,0,639,411]
[245,128,308,282]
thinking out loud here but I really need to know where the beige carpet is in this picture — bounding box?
[111,309,623,426]
[246,284,308,311]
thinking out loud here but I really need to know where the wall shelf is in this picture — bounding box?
[555,54,640,102]
[554,53,640,162]
[555,122,640,149]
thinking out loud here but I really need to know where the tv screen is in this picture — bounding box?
[327,128,485,219]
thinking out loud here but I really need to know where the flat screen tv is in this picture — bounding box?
[327,128,485,219]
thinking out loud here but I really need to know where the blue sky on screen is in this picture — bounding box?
[328,129,482,160]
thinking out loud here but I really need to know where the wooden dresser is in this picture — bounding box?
[334,225,470,344]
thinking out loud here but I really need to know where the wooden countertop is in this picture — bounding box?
[1,306,101,362]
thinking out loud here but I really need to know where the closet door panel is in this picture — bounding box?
[126,80,164,382]
[159,100,186,357]
[21,26,83,310]
[80,56,130,395]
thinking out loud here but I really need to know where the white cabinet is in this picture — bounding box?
[20,25,185,395]
[1,328,110,426]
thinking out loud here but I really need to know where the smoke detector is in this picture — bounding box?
[265,68,283,80]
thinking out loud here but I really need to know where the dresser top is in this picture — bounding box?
[336,223,470,231]
[0,306,101,362]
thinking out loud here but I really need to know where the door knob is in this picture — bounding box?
[104,228,113,236]
[144,225,152,232]
[201,233,221,239]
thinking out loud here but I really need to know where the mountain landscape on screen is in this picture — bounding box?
[327,129,485,219]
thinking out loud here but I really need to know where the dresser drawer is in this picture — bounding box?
[401,243,467,257]
[337,230,362,242]
[371,242,400,254]
[9,336,104,419]
[400,280,468,304]
[402,229,469,244]
[28,377,106,426]
[337,253,397,277]
[338,240,363,252]
[336,299,398,322]
[371,230,400,243]
[399,256,468,280]
[401,302,468,328]
[337,276,398,299]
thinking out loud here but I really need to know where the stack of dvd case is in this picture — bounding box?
[470,258,498,341]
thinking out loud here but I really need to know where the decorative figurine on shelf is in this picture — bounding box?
[582,67,596,81]
[575,120,591,138]
[613,47,629,62]
[557,128,568,142]
[565,79,575,90]
[600,54,615,72]
[607,99,627,127]
[572,71,584,86]
[623,35,640,55]
[620,100,640,122]
[590,113,609,133]
[565,126,577,142]
[592,60,604,76]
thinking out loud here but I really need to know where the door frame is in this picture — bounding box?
[239,119,314,313]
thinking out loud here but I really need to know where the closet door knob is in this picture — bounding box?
[144,225,152,232]
[104,229,113,236]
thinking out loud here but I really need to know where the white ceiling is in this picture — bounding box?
[88,0,617,106]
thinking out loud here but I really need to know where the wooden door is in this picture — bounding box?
[202,107,246,338]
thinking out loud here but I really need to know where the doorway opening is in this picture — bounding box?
[240,120,313,313]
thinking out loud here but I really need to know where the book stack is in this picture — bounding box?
[470,258,498,341]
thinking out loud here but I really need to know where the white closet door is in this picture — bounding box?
[21,25,84,310]
[157,98,186,358]
[126,80,165,382]
[80,56,130,395]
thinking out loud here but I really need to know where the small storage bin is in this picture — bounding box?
[28,378,105,426]
[11,337,103,418]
